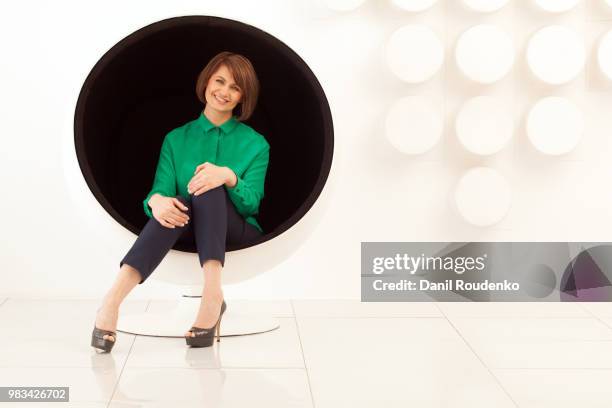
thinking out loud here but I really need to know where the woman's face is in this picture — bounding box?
[205,65,243,114]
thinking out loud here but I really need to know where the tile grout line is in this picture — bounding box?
[287,315,446,319]
[432,301,445,317]
[577,303,612,333]
[106,334,137,407]
[2,364,597,371]
[0,365,321,370]
[432,302,601,320]
[437,304,520,408]
[290,299,317,408]
[106,299,151,408]
[491,367,612,370]
[424,315,604,319]
[99,366,318,370]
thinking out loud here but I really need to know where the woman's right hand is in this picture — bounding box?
[149,194,190,229]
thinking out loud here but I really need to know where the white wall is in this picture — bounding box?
[2,0,612,300]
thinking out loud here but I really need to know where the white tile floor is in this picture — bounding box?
[0,299,611,407]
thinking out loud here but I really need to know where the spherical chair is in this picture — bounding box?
[72,16,334,337]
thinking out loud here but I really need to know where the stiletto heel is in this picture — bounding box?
[185,300,226,348]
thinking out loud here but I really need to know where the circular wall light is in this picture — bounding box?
[527,96,583,155]
[526,25,585,85]
[386,24,444,83]
[454,167,512,227]
[455,96,513,155]
[390,0,438,12]
[597,29,612,81]
[385,96,443,155]
[74,16,334,256]
[455,24,514,84]
[533,0,580,13]
[461,0,510,13]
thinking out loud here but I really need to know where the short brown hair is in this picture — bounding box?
[195,51,260,121]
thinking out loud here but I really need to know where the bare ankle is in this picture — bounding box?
[202,290,224,302]
[101,299,121,313]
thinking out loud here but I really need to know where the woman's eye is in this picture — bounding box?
[216,79,223,83]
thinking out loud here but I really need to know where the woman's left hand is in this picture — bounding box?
[188,162,231,196]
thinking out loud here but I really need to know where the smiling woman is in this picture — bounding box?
[141,51,270,237]
[74,15,334,254]
[75,15,334,349]
[89,49,276,351]
[195,52,259,121]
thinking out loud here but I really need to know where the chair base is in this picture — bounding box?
[117,296,280,338]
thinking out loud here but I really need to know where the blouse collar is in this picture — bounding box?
[197,112,239,135]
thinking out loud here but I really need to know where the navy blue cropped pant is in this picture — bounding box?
[120,186,262,284]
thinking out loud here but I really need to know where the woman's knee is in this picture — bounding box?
[191,186,225,206]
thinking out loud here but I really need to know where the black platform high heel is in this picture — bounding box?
[91,308,117,353]
[91,325,117,353]
[185,300,226,348]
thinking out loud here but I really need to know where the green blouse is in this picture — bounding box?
[143,112,270,233]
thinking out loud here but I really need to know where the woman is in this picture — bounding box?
[91,51,270,351]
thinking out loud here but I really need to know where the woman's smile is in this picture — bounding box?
[213,93,229,105]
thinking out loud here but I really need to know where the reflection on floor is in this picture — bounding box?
[0,298,611,407]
